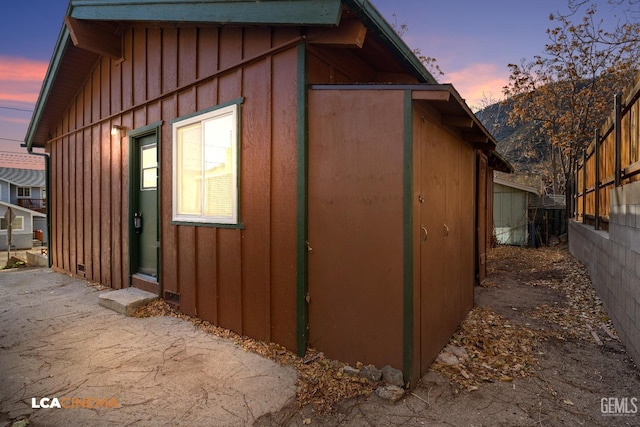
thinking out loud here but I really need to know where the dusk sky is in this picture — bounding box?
[0,0,625,168]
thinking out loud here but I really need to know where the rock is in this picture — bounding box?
[342,365,360,377]
[381,365,405,387]
[444,345,468,361]
[359,364,382,382]
[4,256,26,269]
[436,351,460,366]
[435,345,468,366]
[421,370,447,385]
[376,385,404,402]
[12,420,29,427]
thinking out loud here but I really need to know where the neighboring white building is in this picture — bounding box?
[493,178,539,246]
[0,168,47,249]
[0,168,46,211]
[0,201,46,250]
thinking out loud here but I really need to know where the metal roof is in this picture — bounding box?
[0,168,46,188]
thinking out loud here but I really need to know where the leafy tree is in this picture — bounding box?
[391,14,444,80]
[503,2,639,195]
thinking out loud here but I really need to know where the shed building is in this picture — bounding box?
[493,178,539,246]
[26,0,510,383]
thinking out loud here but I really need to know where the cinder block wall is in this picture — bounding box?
[569,179,640,366]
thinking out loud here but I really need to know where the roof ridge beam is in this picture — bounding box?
[64,17,123,60]
[69,0,343,26]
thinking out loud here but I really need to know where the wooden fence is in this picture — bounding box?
[575,76,640,230]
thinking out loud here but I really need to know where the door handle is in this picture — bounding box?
[421,226,428,244]
[134,212,143,234]
[444,224,449,238]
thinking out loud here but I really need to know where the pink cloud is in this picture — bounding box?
[445,63,509,110]
[1,116,31,125]
[0,56,47,105]
[0,57,47,81]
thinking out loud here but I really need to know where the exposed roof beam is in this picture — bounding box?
[443,115,474,128]
[463,132,490,144]
[307,20,367,48]
[411,90,450,102]
[65,17,122,60]
[343,0,436,84]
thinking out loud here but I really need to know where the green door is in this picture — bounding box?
[134,134,158,277]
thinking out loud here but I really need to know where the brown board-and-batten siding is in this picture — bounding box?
[307,87,477,380]
[47,25,301,350]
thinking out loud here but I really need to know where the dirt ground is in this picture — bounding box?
[4,244,637,426]
[256,244,640,426]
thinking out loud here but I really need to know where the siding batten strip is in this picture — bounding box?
[295,41,308,357]
[42,36,304,147]
[402,90,414,383]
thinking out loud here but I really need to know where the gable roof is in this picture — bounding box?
[494,177,539,195]
[488,151,513,174]
[0,201,47,218]
[25,0,437,150]
[0,168,46,188]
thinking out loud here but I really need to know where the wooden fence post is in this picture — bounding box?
[572,153,580,221]
[594,129,600,230]
[614,92,622,187]
[582,149,587,224]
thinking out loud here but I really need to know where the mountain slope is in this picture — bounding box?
[476,100,550,187]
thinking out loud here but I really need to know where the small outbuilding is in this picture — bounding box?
[493,178,566,247]
[493,178,538,246]
[0,202,45,251]
[25,0,509,383]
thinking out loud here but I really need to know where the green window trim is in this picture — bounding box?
[171,100,242,226]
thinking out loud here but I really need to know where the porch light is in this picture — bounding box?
[111,125,125,136]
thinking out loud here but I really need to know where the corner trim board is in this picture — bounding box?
[296,41,309,357]
[402,90,414,382]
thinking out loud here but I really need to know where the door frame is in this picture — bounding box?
[128,121,162,293]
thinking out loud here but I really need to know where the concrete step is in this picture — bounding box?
[98,287,158,316]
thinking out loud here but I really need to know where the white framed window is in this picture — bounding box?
[172,103,239,225]
[1,216,24,231]
[17,187,31,198]
[141,144,158,190]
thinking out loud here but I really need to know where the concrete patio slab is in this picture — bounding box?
[0,268,297,426]
[98,286,158,316]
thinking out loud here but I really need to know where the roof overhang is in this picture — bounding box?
[411,84,497,149]
[70,0,343,25]
[25,26,100,150]
[309,83,500,151]
[494,177,538,195]
[488,150,514,173]
[24,0,438,150]
[342,0,436,85]
[0,201,47,218]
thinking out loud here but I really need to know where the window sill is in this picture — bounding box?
[170,220,245,229]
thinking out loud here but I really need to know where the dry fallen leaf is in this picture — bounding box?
[431,244,618,392]
[132,300,377,412]
[132,244,618,410]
